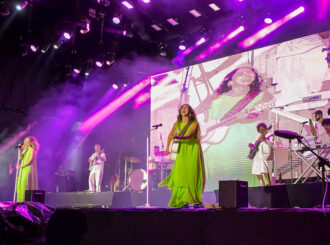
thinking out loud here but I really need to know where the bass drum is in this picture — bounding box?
[128,169,148,191]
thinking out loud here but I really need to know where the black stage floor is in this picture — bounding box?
[47,207,330,245]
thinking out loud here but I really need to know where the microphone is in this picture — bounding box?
[15,143,23,149]
[152,123,162,128]
[274,130,303,140]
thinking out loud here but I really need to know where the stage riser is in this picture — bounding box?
[45,183,329,208]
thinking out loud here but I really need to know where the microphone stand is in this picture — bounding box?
[13,148,21,202]
[139,126,160,208]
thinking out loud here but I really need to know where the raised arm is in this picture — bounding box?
[165,122,178,154]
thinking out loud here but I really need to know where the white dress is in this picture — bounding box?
[251,133,272,175]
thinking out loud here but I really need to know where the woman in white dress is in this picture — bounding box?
[249,123,272,186]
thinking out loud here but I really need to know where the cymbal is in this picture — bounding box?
[123,156,141,163]
[154,151,170,156]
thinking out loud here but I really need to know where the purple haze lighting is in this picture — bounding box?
[264,18,273,24]
[240,6,305,49]
[196,26,245,61]
[95,61,103,67]
[122,1,134,9]
[63,32,71,40]
[79,77,151,133]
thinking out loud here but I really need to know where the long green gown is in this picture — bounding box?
[16,147,38,202]
[159,121,205,207]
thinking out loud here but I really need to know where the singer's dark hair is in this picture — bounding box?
[216,67,262,95]
[256,123,267,132]
[315,110,323,116]
[177,104,196,122]
[321,118,330,126]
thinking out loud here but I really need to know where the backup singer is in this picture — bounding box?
[249,123,272,186]
[309,110,325,143]
[321,118,330,144]
[16,136,39,202]
[88,144,106,192]
[159,104,205,208]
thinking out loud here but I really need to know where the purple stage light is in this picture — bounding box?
[208,3,220,11]
[30,45,38,52]
[122,1,134,9]
[240,6,305,49]
[95,61,103,67]
[63,32,71,40]
[79,77,151,133]
[167,18,179,26]
[16,1,28,11]
[264,18,273,24]
[196,37,206,46]
[196,26,245,61]
[189,9,201,17]
[112,16,121,24]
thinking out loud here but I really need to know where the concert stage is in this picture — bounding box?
[45,182,330,209]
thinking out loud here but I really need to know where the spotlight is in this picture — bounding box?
[264,18,273,24]
[112,84,118,89]
[63,32,72,40]
[73,68,81,74]
[95,60,104,67]
[84,72,90,76]
[30,44,39,52]
[53,40,63,49]
[123,83,127,87]
[41,43,50,53]
[83,59,94,76]
[178,40,187,51]
[196,37,206,46]
[112,13,122,25]
[16,1,28,11]
[105,52,115,66]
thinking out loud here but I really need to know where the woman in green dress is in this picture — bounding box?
[16,136,39,202]
[159,104,206,208]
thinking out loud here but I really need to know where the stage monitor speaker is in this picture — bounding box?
[219,180,248,208]
[25,190,45,203]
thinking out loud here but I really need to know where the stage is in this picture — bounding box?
[44,182,330,209]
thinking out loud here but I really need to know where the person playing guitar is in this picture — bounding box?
[88,144,106,192]
[249,123,273,186]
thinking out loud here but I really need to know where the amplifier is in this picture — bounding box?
[219,180,248,208]
[25,190,45,203]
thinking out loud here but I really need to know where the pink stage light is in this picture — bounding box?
[95,61,103,67]
[122,1,134,9]
[30,45,38,52]
[196,26,245,61]
[63,32,71,40]
[240,6,305,49]
[79,77,151,133]
[264,18,273,24]
[134,91,150,108]
[16,1,28,11]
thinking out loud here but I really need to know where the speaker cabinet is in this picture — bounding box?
[219,180,248,208]
[25,190,45,203]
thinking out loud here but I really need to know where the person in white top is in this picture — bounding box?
[320,118,330,144]
[249,123,273,186]
[309,110,326,144]
[88,144,106,192]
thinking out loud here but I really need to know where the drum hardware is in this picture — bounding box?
[122,156,141,191]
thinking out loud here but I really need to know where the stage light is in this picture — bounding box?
[122,1,134,9]
[264,18,272,24]
[73,68,81,74]
[63,32,72,40]
[123,83,127,87]
[240,6,305,49]
[196,37,206,46]
[151,24,162,31]
[95,60,103,67]
[178,40,187,50]
[167,18,179,26]
[208,3,220,11]
[112,16,121,24]
[84,72,90,76]
[112,84,118,89]
[30,44,39,52]
[16,1,28,11]
[196,25,245,61]
[41,43,50,53]
[189,9,201,17]
[141,0,150,3]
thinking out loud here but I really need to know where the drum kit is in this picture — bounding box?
[119,151,174,192]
